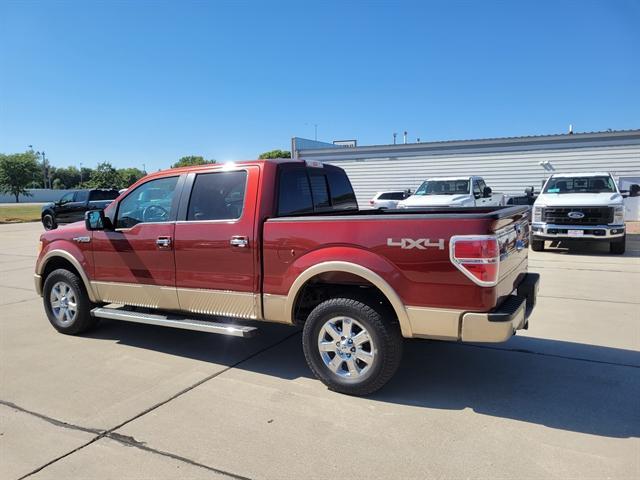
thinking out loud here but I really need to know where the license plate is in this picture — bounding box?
[567,230,584,237]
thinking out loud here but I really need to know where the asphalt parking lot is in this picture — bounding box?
[1,222,639,479]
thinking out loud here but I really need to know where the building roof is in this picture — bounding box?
[294,129,640,160]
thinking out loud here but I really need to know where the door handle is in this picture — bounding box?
[156,237,172,248]
[230,236,249,248]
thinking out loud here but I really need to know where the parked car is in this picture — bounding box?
[369,190,409,209]
[397,176,505,208]
[41,189,120,230]
[34,159,538,395]
[531,172,626,254]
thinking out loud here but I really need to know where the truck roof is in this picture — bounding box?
[144,158,303,179]
[423,176,477,181]
[550,172,611,178]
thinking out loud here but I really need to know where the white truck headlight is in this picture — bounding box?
[533,206,543,223]
[613,205,624,224]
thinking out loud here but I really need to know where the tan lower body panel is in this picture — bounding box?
[262,293,291,324]
[91,281,260,320]
[177,288,258,319]
[405,306,462,340]
[92,281,180,310]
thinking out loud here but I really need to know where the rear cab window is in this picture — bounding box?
[276,164,358,216]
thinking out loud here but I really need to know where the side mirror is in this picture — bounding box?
[483,186,492,198]
[524,186,534,197]
[85,210,111,231]
[630,184,640,197]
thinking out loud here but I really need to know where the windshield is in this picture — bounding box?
[544,176,616,194]
[415,180,470,196]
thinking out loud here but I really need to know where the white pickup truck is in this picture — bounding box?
[531,172,626,254]
[397,176,505,209]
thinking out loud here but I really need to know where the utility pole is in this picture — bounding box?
[80,162,83,185]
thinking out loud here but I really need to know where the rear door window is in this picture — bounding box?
[187,171,247,221]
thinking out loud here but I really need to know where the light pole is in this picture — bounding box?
[79,162,83,185]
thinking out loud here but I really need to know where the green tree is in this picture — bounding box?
[51,166,81,189]
[258,149,291,159]
[88,162,123,189]
[171,156,215,168]
[118,167,145,187]
[0,152,40,202]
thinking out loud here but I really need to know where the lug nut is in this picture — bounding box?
[351,347,356,352]
[348,339,353,344]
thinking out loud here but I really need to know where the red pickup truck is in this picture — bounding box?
[35,159,539,395]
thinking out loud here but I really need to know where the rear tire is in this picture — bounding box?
[43,269,99,335]
[42,213,57,230]
[610,235,626,255]
[530,237,545,252]
[302,297,403,396]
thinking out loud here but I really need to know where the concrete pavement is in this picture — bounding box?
[1,222,639,479]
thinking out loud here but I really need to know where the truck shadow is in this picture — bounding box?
[86,321,640,439]
[542,232,640,257]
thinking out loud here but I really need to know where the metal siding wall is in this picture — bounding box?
[317,146,640,206]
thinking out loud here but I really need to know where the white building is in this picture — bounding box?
[292,130,640,206]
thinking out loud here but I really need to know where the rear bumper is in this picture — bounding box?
[460,273,540,342]
[531,223,625,239]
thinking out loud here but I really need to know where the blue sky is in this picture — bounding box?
[1,0,638,171]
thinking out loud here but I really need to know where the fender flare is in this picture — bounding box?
[36,249,99,302]
[285,261,412,337]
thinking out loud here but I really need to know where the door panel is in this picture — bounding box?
[174,167,259,318]
[90,175,181,308]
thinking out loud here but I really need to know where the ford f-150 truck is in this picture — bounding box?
[397,176,505,209]
[531,172,626,254]
[34,159,539,395]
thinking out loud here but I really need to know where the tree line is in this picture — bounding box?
[0,150,289,202]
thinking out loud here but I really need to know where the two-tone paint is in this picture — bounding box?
[36,159,532,342]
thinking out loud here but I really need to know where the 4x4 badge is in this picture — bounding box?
[387,238,445,250]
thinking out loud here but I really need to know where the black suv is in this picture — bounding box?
[41,189,120,230]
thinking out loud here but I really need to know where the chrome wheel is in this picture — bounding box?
[49,281,78,325]
[317,316,376,378]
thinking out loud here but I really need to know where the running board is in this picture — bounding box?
[91,307,258,338]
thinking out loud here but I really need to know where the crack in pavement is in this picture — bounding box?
[0,297,40,308]
[537,294,640,306]
[0,400,103,435]
[16,329,301,480]
[106,432,253,480]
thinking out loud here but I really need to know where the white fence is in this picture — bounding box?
[0,189,74,203]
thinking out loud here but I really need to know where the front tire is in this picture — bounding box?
[43,269,98,335]
[302,297,403,396]
[42,213,57,230]
[610,235,626,254]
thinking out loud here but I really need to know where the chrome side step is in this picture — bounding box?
[91,307,258,338]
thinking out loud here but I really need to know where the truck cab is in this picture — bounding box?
[397,176,504,209]
[530,172,626,254]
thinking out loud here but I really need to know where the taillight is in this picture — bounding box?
[450,235,500,286]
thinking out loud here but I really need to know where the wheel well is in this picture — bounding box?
[42,257,82,285]
[292,271,396,326]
